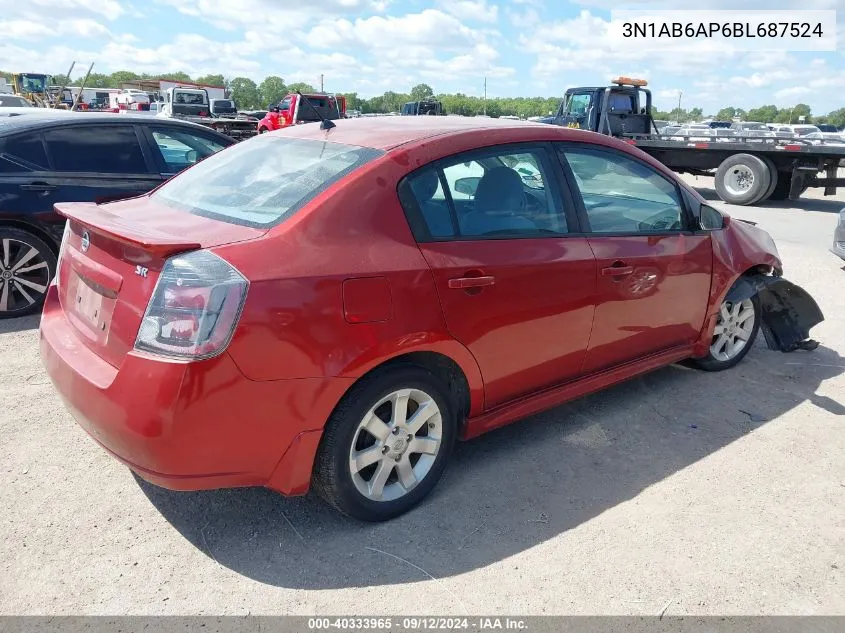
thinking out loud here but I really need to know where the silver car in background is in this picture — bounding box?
[832,208,845,262]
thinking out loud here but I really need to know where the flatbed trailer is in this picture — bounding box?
[546,77,845,206]
[624,134,845,204]
[165,113,258,141]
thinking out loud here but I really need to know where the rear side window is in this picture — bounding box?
[0,132,49,172]
[400,145,568,241]
[43,125,148,174]
[152,135,384,228]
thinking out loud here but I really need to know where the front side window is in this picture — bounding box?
[150,128,228,173]
[43,125,148,174]
[560,146,685,233]
[565,93,592,116]
[152,135,384,228]
[402,146,567,240]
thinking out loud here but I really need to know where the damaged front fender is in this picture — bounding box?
[725,274,824,352]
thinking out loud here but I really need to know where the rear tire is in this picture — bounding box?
[768,173,808,201]
[312,364,457,522]
[258,127,268,134]
[0,227,57,319]
[759,156,779,202]
[714,154,770,206]
[692,294,761,372]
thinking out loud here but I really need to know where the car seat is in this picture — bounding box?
[459,166,536,235]
[409,170,453,238]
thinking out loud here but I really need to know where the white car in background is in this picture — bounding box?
[0,95,34,108]
[0,106,73,117]
[803,131,845,145]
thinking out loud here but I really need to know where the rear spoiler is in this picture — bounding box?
[55,202,201,258]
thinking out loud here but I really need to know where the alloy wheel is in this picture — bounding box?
[0,238,51,314]
[710,298,755,362]
[348,388,443,502]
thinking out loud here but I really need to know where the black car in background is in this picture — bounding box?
[0,113,235,318]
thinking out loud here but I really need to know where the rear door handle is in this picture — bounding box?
[19,183,57,192]
[448,275,496,289]
[601,263,634,277]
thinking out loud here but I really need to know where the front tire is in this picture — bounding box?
[692,294,760,371]
[0,228,57,319]
[312,365,457,521]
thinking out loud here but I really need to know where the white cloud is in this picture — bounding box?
[506,7,539,29]
[438,0,499,24]
[774,87,808,100]
[307,10,482,51]
[153,0,387,33]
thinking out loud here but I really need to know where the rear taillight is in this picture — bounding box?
[134,250,248,360]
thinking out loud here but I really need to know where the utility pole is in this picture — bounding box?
[483,76,487,116]
[320,74,324,92]
[677,90,683,123]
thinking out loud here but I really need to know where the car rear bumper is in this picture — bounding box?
[832,241,845,261]
[39,284,352,495]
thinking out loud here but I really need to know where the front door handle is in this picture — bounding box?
[20,183,57,192]
[448,275,496,289]
[601,262,634,277]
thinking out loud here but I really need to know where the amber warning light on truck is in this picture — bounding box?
[609,10,836,52]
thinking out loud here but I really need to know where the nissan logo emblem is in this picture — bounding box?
[80,230,90,253]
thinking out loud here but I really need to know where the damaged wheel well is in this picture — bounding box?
[724,270,823,353]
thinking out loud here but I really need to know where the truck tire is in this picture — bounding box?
[759,156,779,202]
[768,173,809,201]
[714,154,771,206]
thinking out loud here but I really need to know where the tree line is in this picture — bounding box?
[2,69,843,128]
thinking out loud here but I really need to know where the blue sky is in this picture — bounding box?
[2,0,843,114]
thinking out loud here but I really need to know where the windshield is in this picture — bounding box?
[19,74,48,93]
[174,91,206,105]
[152,135,384,228]
[0,96,32,107]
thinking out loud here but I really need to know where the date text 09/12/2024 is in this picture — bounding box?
[308,618,528,630]
[622,22,824,39]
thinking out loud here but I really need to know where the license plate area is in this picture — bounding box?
[69,274,114,339]
[74,279,104,328]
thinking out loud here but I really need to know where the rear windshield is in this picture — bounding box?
[296,96,339,122]
[152,135,384,228]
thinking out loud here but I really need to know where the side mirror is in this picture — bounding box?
[454,177,481,197]
[185,149,198,164]
[699,204,727,230]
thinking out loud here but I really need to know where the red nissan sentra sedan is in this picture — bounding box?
[39,117,824,521]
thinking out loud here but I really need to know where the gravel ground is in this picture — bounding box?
[1,176,843,616]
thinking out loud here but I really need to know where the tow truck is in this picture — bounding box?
[401,98,445,115]
[257,92,346,133]
[543,77,845,205]
[157,85,258,141]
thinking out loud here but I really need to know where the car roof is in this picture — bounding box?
[0,112,234,138]
[276,116,567,151]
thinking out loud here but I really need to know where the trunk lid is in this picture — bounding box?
[55,197,264,368]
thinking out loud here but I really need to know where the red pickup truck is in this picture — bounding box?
[257,93,347,133]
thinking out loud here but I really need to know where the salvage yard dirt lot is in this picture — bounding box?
[1,175,843,616]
